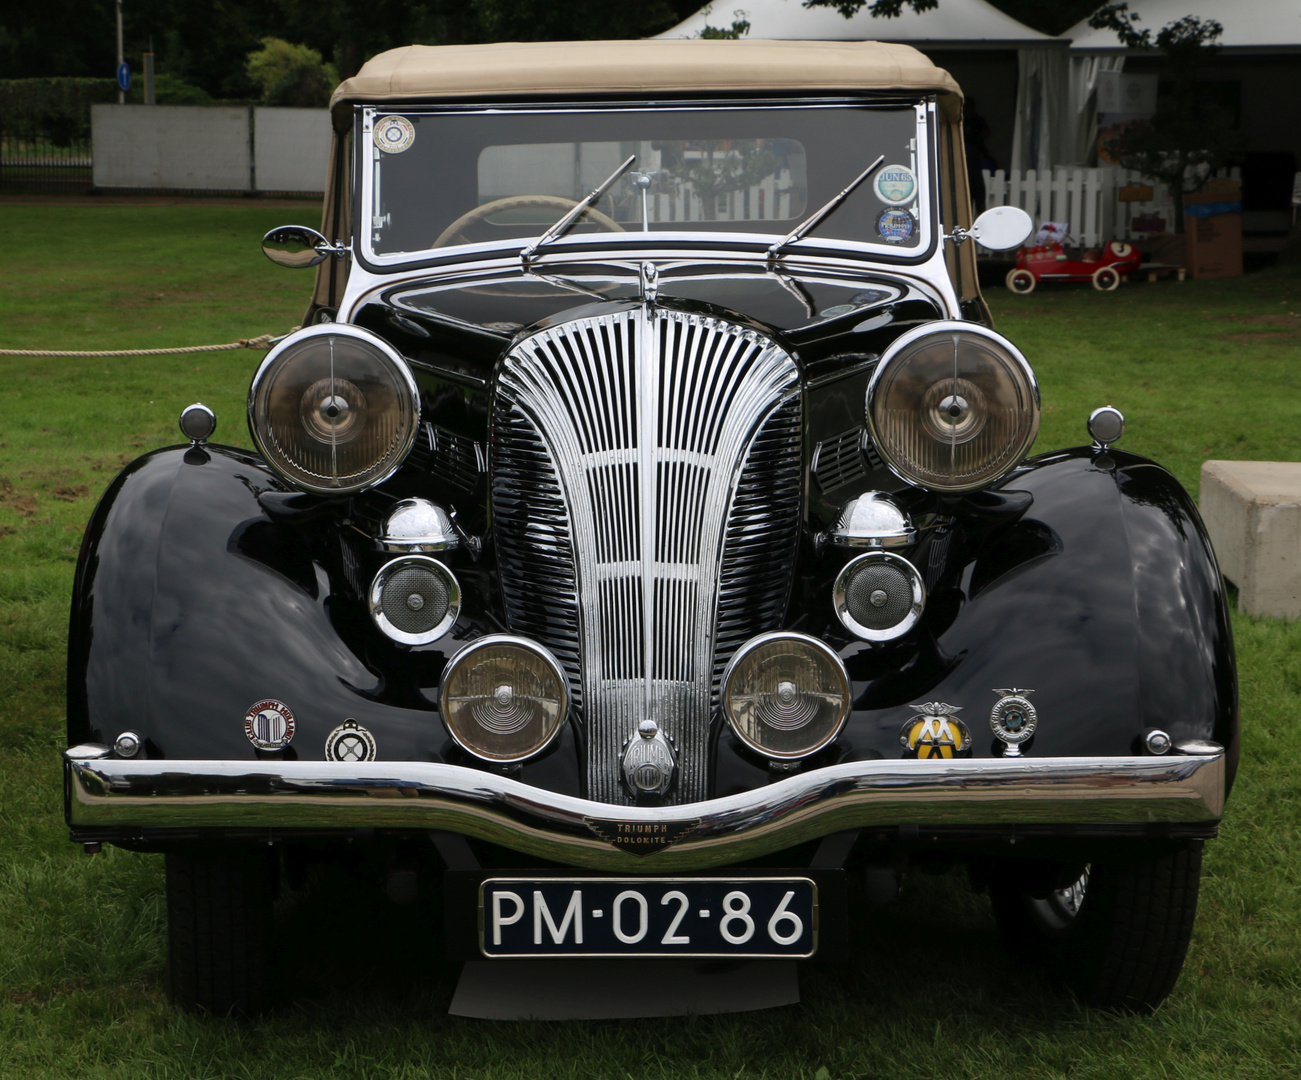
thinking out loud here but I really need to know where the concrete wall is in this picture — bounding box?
[92,105,330,193]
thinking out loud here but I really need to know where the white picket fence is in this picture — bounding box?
[981,165,1241,248]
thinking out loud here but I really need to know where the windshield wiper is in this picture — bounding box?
[520,154,636,271]
[766,154,886,265]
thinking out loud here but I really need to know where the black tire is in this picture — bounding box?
[989,842,1202,1012]
[166,848,275,1016]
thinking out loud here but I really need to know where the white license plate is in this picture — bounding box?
[478,877,817,958]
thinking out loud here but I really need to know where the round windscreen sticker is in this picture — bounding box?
[375,116,415,154]
[874,164,916,205]
[876,208,915,244]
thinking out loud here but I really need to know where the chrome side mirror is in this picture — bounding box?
[262,226,346,268]
[958,206,1034,252]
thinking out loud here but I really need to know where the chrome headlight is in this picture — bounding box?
[866,322,1039,493]
[248,324,419,495]
[440,636,568,763]
[721,633,851,760]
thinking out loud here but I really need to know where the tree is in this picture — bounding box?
[1088,3,1245,231]
[246,37,336,107]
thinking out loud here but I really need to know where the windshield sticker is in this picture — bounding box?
[375,116,415,154]
[876,208,915,244]
[874,164,916,205]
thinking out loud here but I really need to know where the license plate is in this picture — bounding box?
[478,877,817,958]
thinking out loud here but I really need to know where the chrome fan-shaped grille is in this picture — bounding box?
[492,305,802,804]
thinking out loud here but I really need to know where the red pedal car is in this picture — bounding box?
[1006,239,1141,293]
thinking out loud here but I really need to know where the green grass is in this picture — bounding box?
[2,206,1300,1077]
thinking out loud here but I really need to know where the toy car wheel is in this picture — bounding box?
[988,841,1202,1012]
[1092,266,1121,291]
[1006,268,1036,294]
[166,848,275,1016]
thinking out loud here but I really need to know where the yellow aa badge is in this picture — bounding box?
[899,702,972,759]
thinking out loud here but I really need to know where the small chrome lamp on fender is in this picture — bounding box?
[440,635,569,764]
[866,322,1040,493]
[721,633,851,761]
[825,492,916,549]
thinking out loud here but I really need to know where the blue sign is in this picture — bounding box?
[117,62,131,92]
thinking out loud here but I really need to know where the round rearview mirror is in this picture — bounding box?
[262,225,330,268]
[972,206,1033,252]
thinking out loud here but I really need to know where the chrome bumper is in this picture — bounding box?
[65,750,1225,871]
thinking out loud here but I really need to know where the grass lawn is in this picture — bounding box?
[1,204,1300,1078]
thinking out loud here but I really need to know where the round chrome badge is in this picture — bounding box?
[374,116,414,154]
[244,699,296,750]
[899,702,971,759]
[990,689,1037,757]
[324,718,377,762]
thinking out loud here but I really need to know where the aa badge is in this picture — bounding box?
[324,718,377,762]
[990,689,1037,757]
[899,702,971,759]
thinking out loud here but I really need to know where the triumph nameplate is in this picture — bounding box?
[586,818,701,856]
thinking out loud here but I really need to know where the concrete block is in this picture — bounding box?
[1200,460,1301,619]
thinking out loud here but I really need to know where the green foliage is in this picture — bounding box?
[1090,3,1248,232]
[0,78,116,144]
[246,37,337,108]
[802,0,938,19]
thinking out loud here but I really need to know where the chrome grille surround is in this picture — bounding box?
[492,305,802,804]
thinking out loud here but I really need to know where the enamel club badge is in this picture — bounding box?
[244,699,296,750]
[899,702,971,759]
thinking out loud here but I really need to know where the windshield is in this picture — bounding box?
[360,102,931,262]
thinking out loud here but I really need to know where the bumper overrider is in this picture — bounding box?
[65,748,1225,870]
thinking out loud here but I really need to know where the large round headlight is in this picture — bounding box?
[866,323,1039,493]
[248,324,419,495]
[440,636,568,763]
[721,633,850,760]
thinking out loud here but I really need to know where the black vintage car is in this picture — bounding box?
[64,39,1237,1015]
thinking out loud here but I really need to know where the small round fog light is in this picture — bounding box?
[179,403,216,445]
[834,551,925,642]
[440,635,568,763]
[721,632,850,760]
[369,556,460,644]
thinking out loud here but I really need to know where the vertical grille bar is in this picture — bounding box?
[493,306,801,804]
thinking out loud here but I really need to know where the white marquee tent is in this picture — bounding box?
[658,0,1073,173]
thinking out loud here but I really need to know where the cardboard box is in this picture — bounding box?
[1184,190,1243,278]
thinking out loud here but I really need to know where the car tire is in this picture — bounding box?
[1006,268,1036,293]
[988,841,1202,1012]
[1092,266,1121,291]
[166,848,275,1016]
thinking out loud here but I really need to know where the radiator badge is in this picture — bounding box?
[324,718,377,762]
[585,818,701,856]
[990,689,1037,757]
[244,699,296,750]
[899,702,971,759]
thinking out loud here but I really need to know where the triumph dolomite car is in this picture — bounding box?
[64,39,1237,1016]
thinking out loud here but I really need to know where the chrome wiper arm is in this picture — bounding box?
[520,154,636,270]
[766,154,886,264]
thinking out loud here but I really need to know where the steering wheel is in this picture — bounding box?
[434,194,625,248]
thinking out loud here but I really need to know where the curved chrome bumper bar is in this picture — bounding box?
[65,750,1225,871]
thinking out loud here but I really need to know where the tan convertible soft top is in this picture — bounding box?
[330,39,961,122]
[310,39,982,322]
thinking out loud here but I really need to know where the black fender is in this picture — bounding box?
[66,444,580,791]
[825,448,1239,792]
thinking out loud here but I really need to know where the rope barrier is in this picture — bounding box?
[0,334,279,358]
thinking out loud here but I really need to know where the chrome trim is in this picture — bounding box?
[720,632,850,760]
[493,307,801,804]
[378,498,460,553]
[865,321,1041,495]
[833,551,925,642]
[113,731,142,759]
[65,752,1227,871]
[247,323,421,496]
[826,492,916,549]
[439,634,569,764]
[368,555,460,645]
